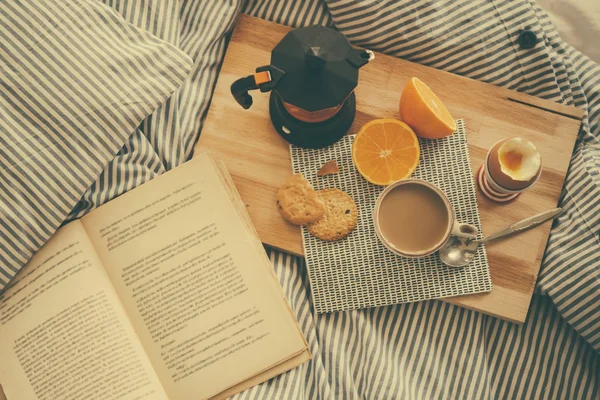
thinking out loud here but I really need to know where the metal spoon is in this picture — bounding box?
[439,208,563,268]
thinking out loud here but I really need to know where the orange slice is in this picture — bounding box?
[399,77,456,139]
[352,118,420,186]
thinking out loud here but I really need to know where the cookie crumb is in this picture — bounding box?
[317,160,340,177]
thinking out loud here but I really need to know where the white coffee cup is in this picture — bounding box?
[374,179,478,258]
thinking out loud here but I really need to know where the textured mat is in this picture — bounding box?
[291,120,492,313]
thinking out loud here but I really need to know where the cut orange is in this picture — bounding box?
[352,118,420,186]
[399,77,456,139]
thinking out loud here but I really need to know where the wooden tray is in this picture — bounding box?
[194,15,583,323]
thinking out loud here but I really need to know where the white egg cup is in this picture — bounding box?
[477,139,542,203]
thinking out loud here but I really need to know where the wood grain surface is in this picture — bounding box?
[194,15,583,323]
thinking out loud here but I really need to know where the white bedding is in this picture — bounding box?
[537,0,600,63]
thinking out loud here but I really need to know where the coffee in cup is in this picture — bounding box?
[374,179,477,258]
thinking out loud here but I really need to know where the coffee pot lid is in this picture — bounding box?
[271,25,370,112]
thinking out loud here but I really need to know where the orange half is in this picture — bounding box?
[352,118,420,186]
[399,77,456,139]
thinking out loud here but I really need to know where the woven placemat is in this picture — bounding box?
[290,120,492,313]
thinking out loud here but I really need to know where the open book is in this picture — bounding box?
[0,153,310,400]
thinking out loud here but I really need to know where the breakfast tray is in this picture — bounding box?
[195,15,583,322]
[291,120,493,313]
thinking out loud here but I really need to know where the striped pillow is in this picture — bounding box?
[0,0,192,290]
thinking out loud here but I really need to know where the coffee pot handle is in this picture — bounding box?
[231,66,284,109]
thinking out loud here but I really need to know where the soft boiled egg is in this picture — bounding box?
[497,138,541,181]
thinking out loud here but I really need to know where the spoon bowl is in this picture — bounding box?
[439,235,479,267]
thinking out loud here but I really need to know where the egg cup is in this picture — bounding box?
[477,138,542,203]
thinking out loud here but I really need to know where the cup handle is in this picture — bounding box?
[451,221,478,239]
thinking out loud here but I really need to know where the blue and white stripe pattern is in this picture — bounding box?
[0,0,192,287]
[2,0,600,398]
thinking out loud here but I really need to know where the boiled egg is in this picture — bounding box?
[497,138,541,181]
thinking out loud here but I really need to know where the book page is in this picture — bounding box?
[80,153,308,400]
[0,222,168,400]
[206,161,311,400]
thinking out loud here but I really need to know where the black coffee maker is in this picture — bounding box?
[231,25,373,148]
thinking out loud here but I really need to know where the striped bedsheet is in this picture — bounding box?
[1,0,599,398]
